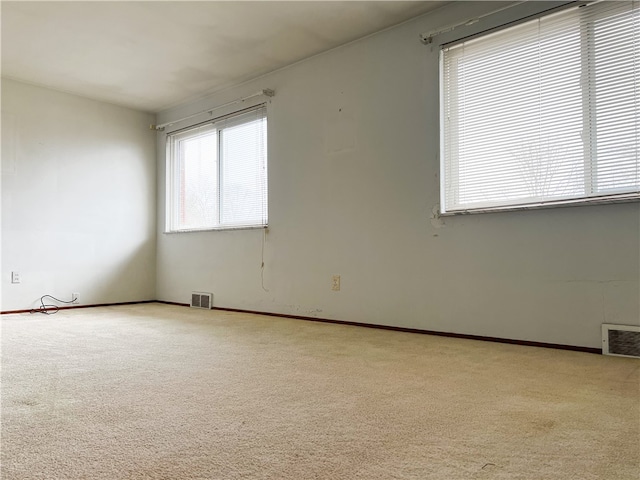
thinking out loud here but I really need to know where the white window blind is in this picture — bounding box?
[166,105,267,232]
[440,1,639,214]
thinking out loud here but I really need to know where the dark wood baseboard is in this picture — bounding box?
[3,299,601,354]
[156,301,602,355]
[1,300,157,315]
[155,300,190,307]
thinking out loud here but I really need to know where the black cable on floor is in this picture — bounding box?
[30,295,77,315]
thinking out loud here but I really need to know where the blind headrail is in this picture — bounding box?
[151,89,275,131]
[419,1,597,46]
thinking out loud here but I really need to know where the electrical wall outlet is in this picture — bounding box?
[72,293,80,303]
[11,272,20,284]
[331,275,341,291]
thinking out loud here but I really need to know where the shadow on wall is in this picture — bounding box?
[2,238,156,312]
[83,237,156,305]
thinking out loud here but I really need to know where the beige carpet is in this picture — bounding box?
[1,303,638,479]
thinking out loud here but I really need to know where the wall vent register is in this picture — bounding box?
[602,324,640,358]
[191,292,213,310]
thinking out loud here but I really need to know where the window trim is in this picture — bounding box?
[164,104,268,233]
[438,1,639,216]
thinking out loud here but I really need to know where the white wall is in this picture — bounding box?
[1,79,157,311]
[156,2,639,348]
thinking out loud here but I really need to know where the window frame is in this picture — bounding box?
[438,1,640,216]
[165,104,268,233]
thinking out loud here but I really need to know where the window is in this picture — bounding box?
[166,105,267,231]
[440,1,639,214]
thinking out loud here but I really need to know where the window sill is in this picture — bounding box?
[439,194,639,217]
[163,225,268,234]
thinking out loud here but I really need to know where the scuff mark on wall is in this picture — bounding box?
[430,204,445,229]
[325,107,357,154]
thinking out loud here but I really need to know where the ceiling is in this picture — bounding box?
[1,1,446,113]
